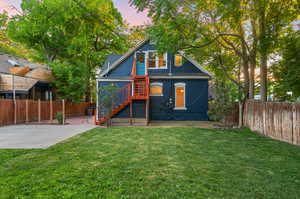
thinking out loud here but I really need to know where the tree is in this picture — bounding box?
[50,61,88,102]
[8,0,127,101]
[127,25,147,47]
[272,30,300,101]
[130,0,299,126]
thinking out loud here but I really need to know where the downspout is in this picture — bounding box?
[168,53,172,76]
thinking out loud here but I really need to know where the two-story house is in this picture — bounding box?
[95,39,211,125]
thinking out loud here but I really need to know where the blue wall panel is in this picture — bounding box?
[106,41,207,78]
[112,100,146,118]
[149,79,208,121]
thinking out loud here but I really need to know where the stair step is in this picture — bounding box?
[112,118,147,125]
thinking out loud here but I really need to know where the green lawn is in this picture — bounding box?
[1,127,300,199]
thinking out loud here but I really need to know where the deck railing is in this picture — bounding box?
[98,83,131,121]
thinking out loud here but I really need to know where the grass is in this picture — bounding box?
[0,127,300,199]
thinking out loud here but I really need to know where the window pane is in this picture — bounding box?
[148,52,156,68]
[158,54,166,68]
[150,87,162,95]
[175,54,182,66]
[137,52,145,63]
[176,87,185,107]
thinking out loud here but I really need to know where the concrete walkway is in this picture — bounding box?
[0,124,96,149]
[149,121,219,128]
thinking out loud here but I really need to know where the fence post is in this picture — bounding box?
[26,99,29,123]
[14,99,17,124]
[62,99,65,125]
[50,99,53,123]
[38,99,41,123]
[263,102,266,135]
[292,103,296,144]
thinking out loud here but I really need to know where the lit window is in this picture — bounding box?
[148,52,156,68]
[158,54,167,68]
[175,83,186,110]
[150,82,163,96]
[175,54,183,66]
[147,51,167,69]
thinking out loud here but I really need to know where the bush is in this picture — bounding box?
[55,112,64,124]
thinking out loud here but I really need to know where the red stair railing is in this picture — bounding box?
[97,83,132,125]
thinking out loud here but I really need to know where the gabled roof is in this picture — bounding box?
[99,39,149,77]
[99,54,123,76]
[0,53,47,74]
[99,39,212,78]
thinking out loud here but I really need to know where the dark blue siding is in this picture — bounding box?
[149,79,208,121]
[171,56,204,74]
[106,41,207,78]
[114,100,146,118]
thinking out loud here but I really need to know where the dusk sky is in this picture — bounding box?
[0,0,150,26]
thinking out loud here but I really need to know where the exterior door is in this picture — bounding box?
[136,52,146,76]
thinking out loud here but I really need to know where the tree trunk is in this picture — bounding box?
[258,8,268,102]
[238,101,244,128]
[260,55,267,101]
[249,56,256,99]
[242,58,250,98]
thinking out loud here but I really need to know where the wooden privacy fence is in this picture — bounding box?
[244,100,300,145]
[0,99,91,126]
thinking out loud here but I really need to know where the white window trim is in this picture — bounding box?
[147,50,168,69]
[174,82,187,110]
[150,82,163,96]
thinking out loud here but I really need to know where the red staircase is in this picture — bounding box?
[95,57,149,125]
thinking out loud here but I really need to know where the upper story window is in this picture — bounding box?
[150,82,163,96]
[147,51,167,69]
[148,52,156,68]
[175,54,183,67]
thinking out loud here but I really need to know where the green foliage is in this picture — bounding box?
[1,127,300,198]
[272,30,300,101]
[50,61,88,102]
[130,0,300,102]
[99,84,118,115]
[8,0,128,101]
[208,81,238,123]
[0,12,37,60]
[55,112,64,124]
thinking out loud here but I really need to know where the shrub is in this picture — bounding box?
[55,112,64,124]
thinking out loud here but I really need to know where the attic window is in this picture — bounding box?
[175,54,183,67]
[147,51,167,69]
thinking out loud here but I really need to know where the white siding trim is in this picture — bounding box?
[96,79,99,120]
[150,76,210,79]
[97,79,133,82]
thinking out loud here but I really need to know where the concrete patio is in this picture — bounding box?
[0,124,96,149]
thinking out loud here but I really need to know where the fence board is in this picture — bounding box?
[293,103,300,145]
[0,99,91,126]
[244,100,300,146]
[0,99,13,126]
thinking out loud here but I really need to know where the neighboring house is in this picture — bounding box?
[95,39,211,125]
[0,53,54,100]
